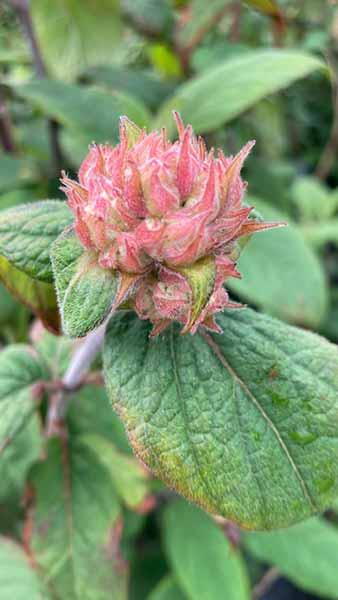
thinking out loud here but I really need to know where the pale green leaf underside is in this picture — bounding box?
[0,255,60,333]
[0,344,48,453]
[31,0,121,81]
[104,309,338,530]
[0,201,73,283]
[229,198,328,328]
[0,536,45,600]
[244,517,338,598]
[15,79,151,148]
[163,500,250,600]
[80,433,149,509]
[51,228,118,337]
[155,50,324,134]
[30,438,127,600]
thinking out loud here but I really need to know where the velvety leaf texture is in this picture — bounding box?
[0,345,47,453]
[104,309,338,530]
[244,517,338,598]
[29,437,127,600]
[163,500,250,600]
[51,228,119,337]
[0,201,73,283]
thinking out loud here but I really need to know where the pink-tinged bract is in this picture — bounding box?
[61,113,283,335]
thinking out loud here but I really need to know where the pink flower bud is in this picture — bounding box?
[61,113,283,335]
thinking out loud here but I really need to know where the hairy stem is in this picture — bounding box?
[46,325,106,436]
[252,567,280,599]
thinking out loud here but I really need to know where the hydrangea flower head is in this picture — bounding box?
[61,113,282,335]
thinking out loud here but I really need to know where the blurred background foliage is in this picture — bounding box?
[1,1,338,599]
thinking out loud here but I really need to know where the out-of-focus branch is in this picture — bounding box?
[0,87,16,153]
[316,91,338,179]
[176,1,233,74]
[252,567,280,599]
[9,0,63,173]
[46,325,106,437]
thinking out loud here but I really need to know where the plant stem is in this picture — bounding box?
[316,88,338,180]
[9,0,63,173]
[252,567,280,599]
[0,87,16,153]
[46,325,106,436]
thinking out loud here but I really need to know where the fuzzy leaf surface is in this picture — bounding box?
[244,517,338,598]
[104,309,338,529]
[163,500,249,600]
[29,437,127,600]
[0,344,47,453]
[0,201,73,282]
[51,228,118,337]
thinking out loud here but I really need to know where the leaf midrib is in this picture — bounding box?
[200,329,316,511]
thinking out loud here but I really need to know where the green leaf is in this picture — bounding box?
[155,50,325,135]
[122,0,174,37]
[0,282,20,325]
[0,256,60,333]
[104,308,338,530]
[177,0,231,50]
[0,155,35,193]
[29,437,127,600]
[0,536,46,600]
[0,344,47,453]
[0,201,73,283]
[81,433,150,510]
[229,198,328,328]
[31,0,121,81]
[86,66,175,111]
[51,228,119,337]
[302,220,338,249]
[163,500,249,600]
[291,176,338,222]
[15,79,151,146]
[243,0,281,17]
[148,576,187,600]
[68,385,131,454]
[31,325,75,378]
[244,517,338,598]
[0,414,42,502]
